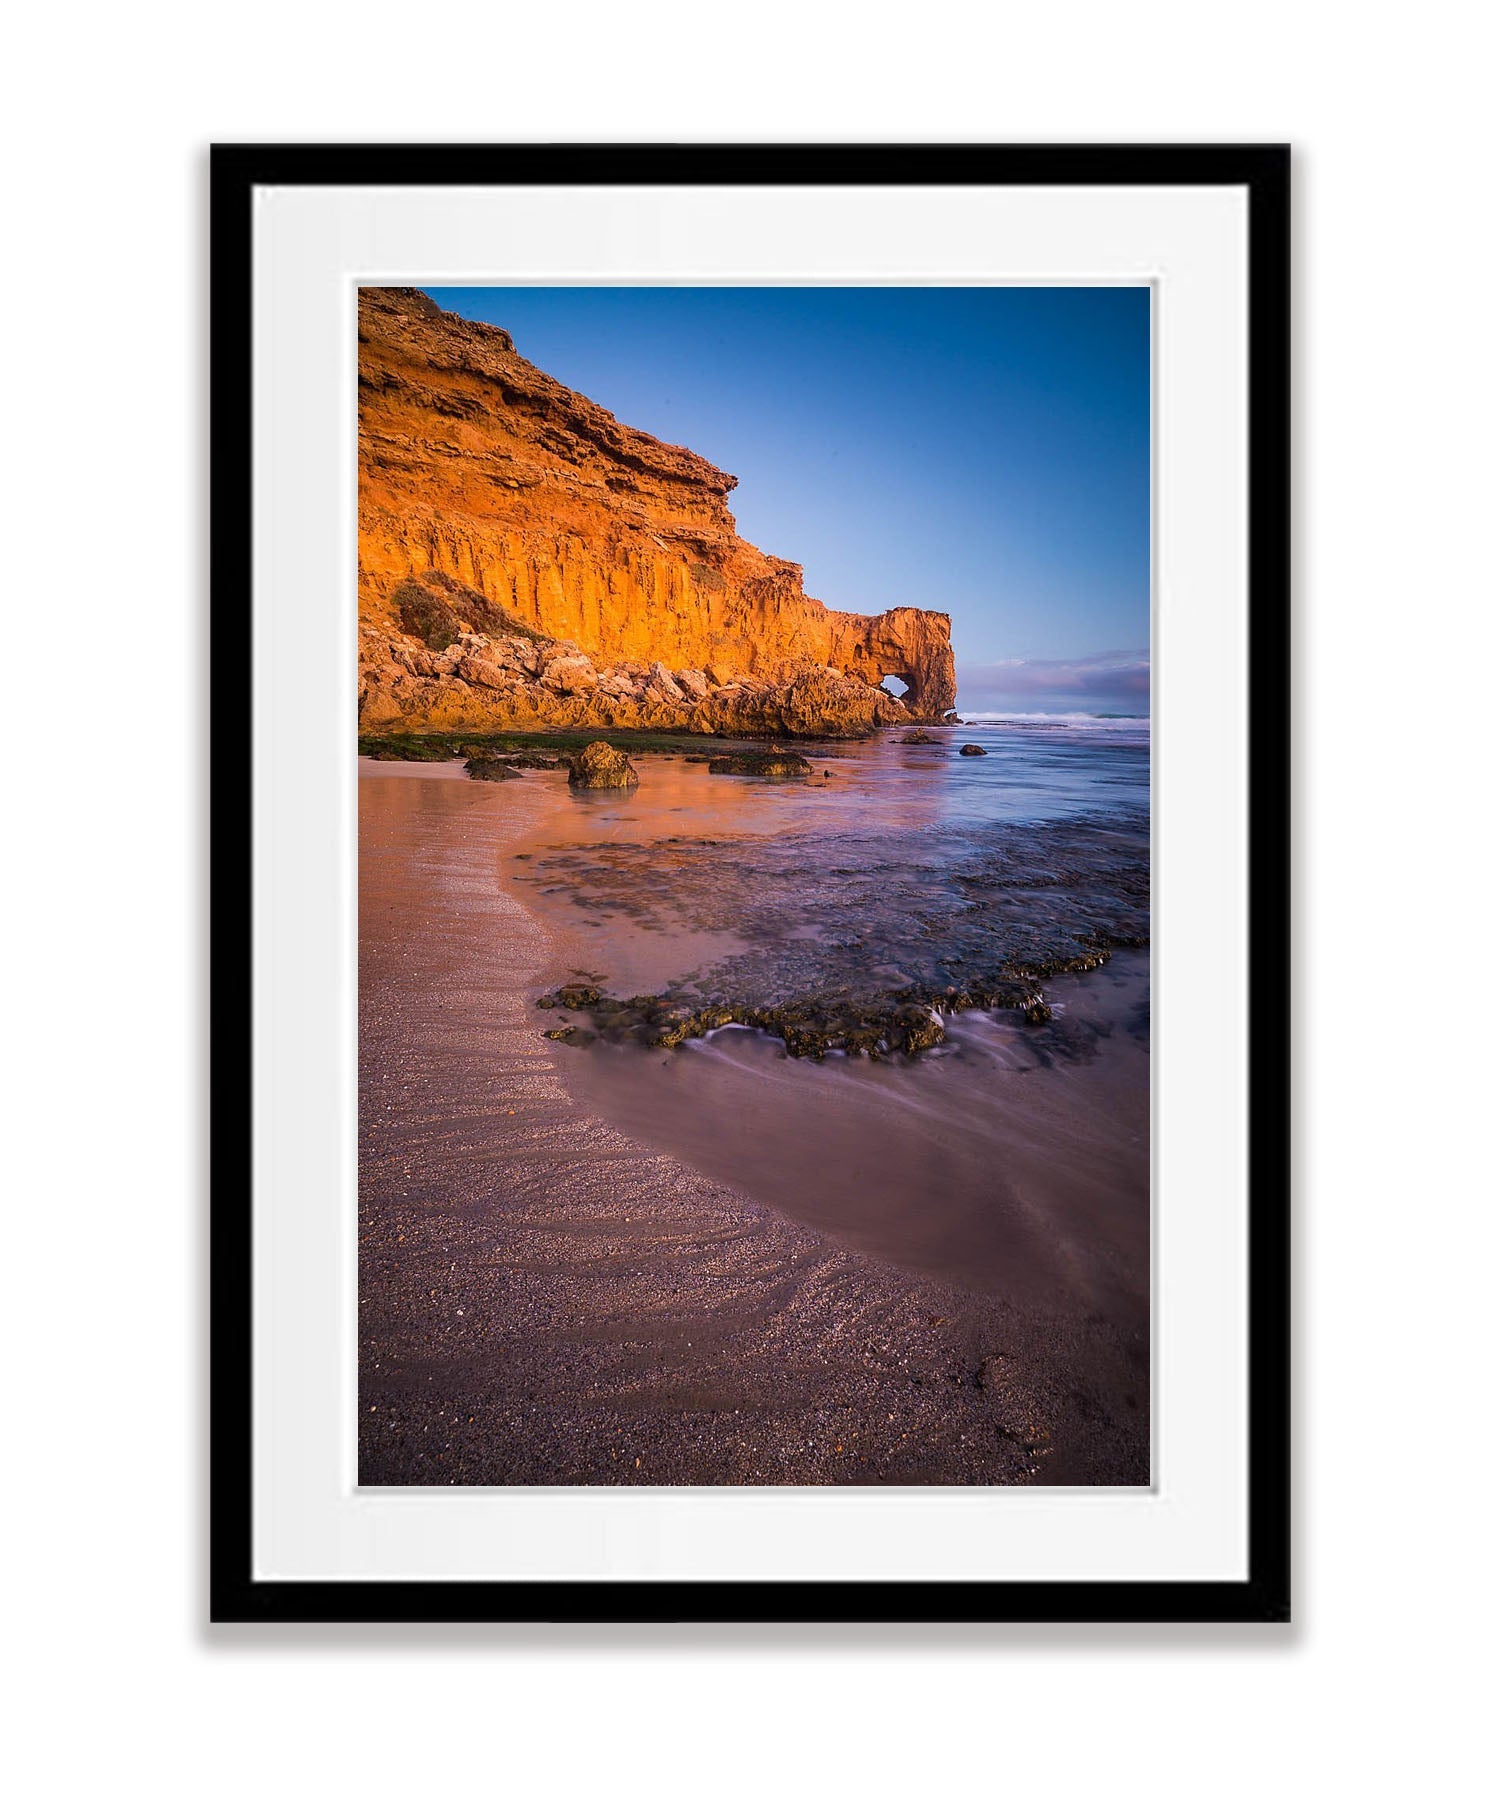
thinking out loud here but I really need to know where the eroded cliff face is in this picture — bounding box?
[358,289,957,736]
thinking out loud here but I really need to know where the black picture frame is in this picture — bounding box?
[210,143,1290,1626]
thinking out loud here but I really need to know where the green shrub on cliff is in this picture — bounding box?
[394,577,462,651]
[394,572,552,649]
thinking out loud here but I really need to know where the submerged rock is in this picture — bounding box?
[900,730,939,745]
[707,749,813,778]
[567,740,639,789]
[959,743,988,757]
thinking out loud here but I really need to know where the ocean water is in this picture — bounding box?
[357,738,1154,1484]
[509,716,1148,990]
[503,715,1151,1320]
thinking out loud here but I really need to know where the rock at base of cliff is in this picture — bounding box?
[707,749,813,779]
[567,741,640,788]
[540,652,600,696]
[358,621,921,741]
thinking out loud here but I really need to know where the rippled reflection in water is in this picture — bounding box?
[511,718,1149,1016]
[505,719,1150,1310]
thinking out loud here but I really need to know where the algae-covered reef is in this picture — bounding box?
[519,812,1149,1061]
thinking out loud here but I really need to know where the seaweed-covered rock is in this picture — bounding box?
[567,741,639,789]
[707,749,813,778]
[359,735,453,762]
[959,743,988,757]
[465,756,521,781]
[537,982,603,1011]
[500,750,563,770]
[527,947,1103,1060]
[888,1005,946,1053]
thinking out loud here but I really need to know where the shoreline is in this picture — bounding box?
[358,758,1149,1486]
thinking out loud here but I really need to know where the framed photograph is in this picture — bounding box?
[211,144,1289,1623]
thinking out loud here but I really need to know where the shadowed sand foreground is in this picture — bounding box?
[359,765,1149,1485]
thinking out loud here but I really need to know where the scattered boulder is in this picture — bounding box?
[751,665,906,739]
[491,635,543,676]
[500,750,562,770]
[389,642,444,679]
[646,660,684,702]
[460,748,562,774]
[465,755,520,781]
[900,730,938,745]
[959,743,988,757]
[455,655,518,692]
[567,740,639,789]
[540,652,599,695]
[707,749,813,778]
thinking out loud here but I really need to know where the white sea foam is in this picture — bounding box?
[956,710,1151,732]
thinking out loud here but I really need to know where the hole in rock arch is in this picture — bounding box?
[879,674,911,700]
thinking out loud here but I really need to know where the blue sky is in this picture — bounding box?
[426,286,1150,713]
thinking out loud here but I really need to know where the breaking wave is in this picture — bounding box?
[958,711,1150,732]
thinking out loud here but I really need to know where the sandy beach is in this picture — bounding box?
[358,751,1150,1487]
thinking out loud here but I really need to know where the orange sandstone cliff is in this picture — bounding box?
[358,289,957,737]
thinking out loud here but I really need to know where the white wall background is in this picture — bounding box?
[5,4,1494,1795]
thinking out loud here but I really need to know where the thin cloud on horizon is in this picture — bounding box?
[957,650,1150,714]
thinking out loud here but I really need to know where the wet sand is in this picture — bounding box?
[359,759,1149,1486]
[563,961,1150,1328]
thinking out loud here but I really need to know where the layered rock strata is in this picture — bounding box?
[358,288,957,737]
